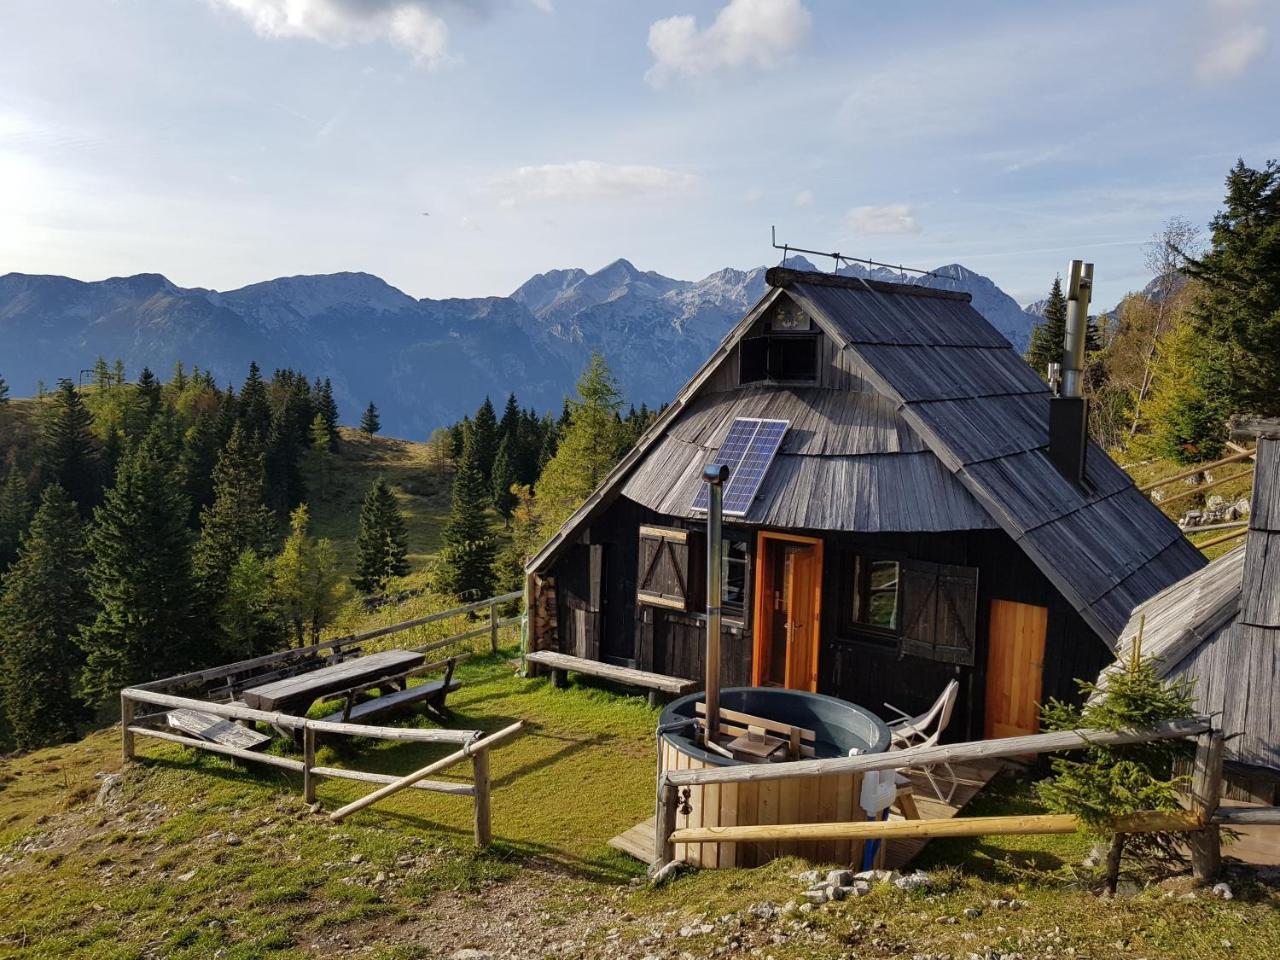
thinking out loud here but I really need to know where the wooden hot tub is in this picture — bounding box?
[658,687,891,868]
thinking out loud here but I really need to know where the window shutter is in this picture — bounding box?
[740,337,768,383]
[636,525,692,611]
[900,561,978,666]
[899,561,940,659]
[933,564,978,666]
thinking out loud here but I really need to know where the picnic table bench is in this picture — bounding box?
[241,649,426,714]
[239,648,462,729]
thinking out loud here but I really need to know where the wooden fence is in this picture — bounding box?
[653,718,1275,881]
[120,590,524,845]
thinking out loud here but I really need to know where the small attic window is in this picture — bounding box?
[740,333,819,383]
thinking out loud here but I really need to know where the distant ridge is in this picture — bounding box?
[0,257,1037,437]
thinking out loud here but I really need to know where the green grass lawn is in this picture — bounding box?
[4,654,1279,960]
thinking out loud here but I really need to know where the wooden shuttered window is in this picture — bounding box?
[636,525,700,612]
[899,560,979,666]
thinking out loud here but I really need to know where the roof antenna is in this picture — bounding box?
[770,226,940,280]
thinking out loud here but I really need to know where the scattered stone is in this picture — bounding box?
[176,869,196,882]
[349,853,363,864]
[894,871,932,892]
[802,888,828,904]
[308,802,323,815]
[963,907,982,919]
[449,951,493,960]
[678,923,713,937]
[748,902,779,921]
[94,773,123,810]
[224,833,241,847]
[374,871,387,884]
[826,868,855,887]
[855,869,898,884]
[1212,882,1233,901]
[795,869,821,885]
[798,902,816,914]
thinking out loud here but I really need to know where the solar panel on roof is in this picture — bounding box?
[691,417,790,516]
[690,417,758,511]
[723,419,789,515]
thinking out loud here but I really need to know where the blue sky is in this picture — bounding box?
[1,0,1277,308]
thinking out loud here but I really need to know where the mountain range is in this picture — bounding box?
[1,257,1038,438]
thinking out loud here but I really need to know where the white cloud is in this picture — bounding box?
[846,204,921,235]
[646,0,811,87]
[1196,24,1268,82]
[793,189,813,207]
[491,161,699,205]
[743,186,763,204]
[209,1,454,67]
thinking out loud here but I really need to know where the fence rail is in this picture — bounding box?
[120,590,526,846]
[654,717,1227,878]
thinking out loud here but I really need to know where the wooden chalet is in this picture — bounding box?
[524,267,1205,741]
[1106,420,1280,802]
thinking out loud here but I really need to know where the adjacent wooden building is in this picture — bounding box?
[525,267,1204,741]
[1107,421,1280,801]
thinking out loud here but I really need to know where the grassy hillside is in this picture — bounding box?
[307,428,455,575]
[3,650,1279,960]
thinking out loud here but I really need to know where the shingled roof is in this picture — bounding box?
[777,269,1205,642]
[528,268,1204,645]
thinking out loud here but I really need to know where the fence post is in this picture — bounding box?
[121,693,135,762]
[653,778,677,870]
[472,748,492,847]
[489,599,500,655]
[303,725,317,804]
[1190,730,1225,882]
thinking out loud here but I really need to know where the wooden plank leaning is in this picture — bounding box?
[329,721,525,823]
[663,718,1211,788]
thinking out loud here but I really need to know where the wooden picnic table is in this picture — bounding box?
[240,649,425,715]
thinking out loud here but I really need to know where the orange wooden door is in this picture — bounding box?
[985,599,1048,739]
[784,545,818,691]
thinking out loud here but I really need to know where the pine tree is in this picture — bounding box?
[491,435,517,522]
[439,433,496,601]
[218,549,284,657]
[273,504,346,646]
[360,401,381,437]
[238,362,272,442]
[316,377,340,446]
[264,390,307,518]
[0,374,8,405]
[79,431,199,703]
[1025,277,1068,380]
[193,424,276,623]
[1182,158,1280,419]
[352,478,410,594]
[308,413,334,502]
[498,393,520,447]
[40,379,100,516]
[471,396,499,485]
[493,483,540,593]
[535,353,626,536]
[135,366,162,427]
[0,485,91,750]
[1037,630,1197,894]
[0,467,32,573]
[180,407,224,522]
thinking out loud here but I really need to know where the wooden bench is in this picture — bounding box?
[318,658,462,725]
[524,650,695,707]
[166,708,273,751]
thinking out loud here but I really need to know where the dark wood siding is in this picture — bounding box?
[551,501,1111,735]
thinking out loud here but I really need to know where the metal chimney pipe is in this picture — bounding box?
[1060,259,1094,398]
[702,463,730,747]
